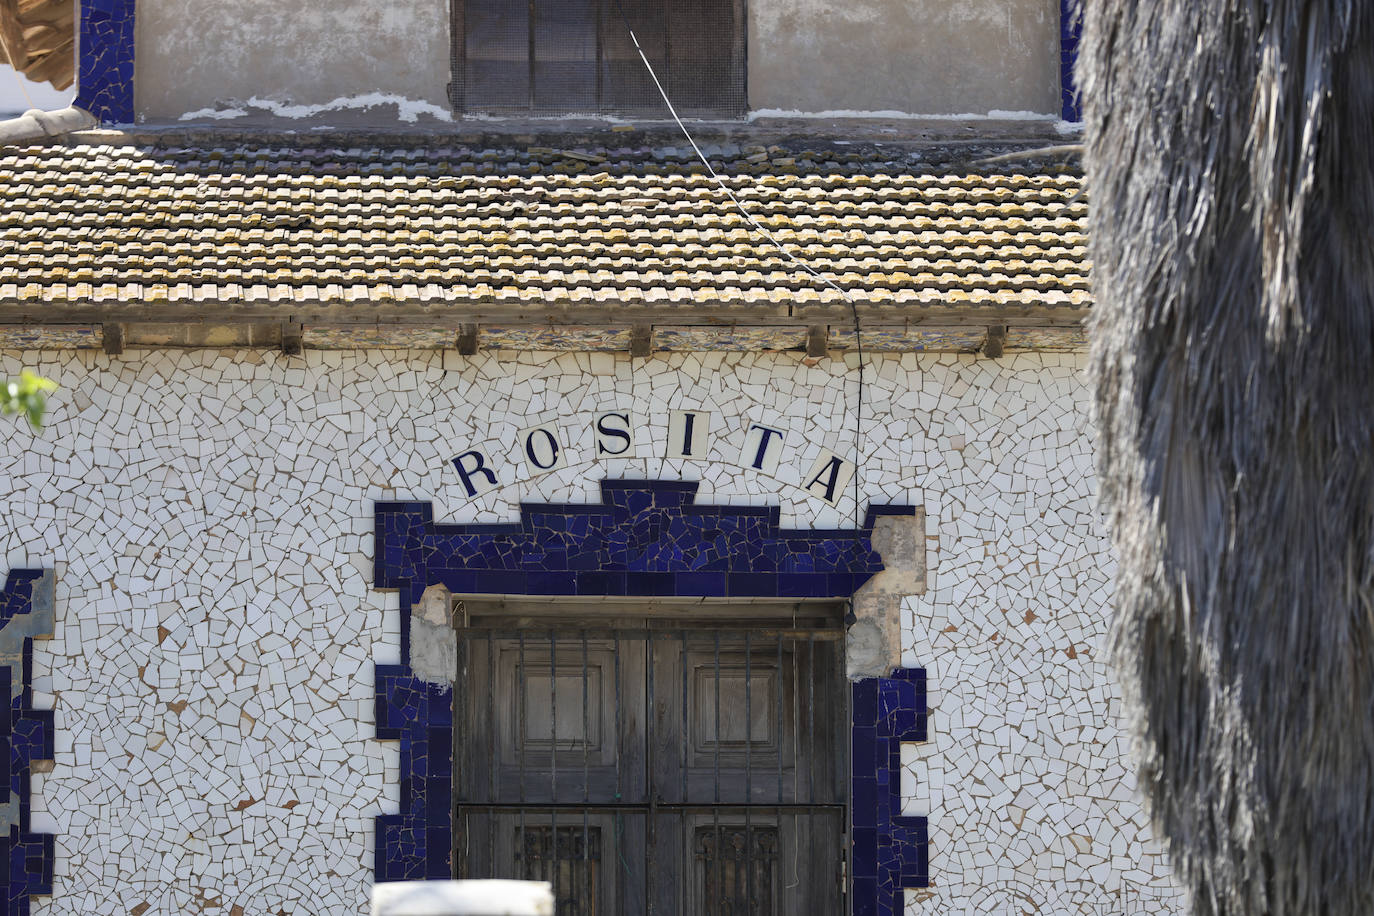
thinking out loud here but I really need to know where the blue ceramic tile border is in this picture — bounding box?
[1060,0,1082,122]
[372,479,916,884]
[376,479,914,610]
[375,665,453,882]
[0,570,55,916]
[75,0,136,124]
[852,668,928,916]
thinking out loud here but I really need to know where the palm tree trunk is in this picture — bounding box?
[1079,1,1374,914]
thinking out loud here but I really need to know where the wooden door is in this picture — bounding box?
[454,625,846,915]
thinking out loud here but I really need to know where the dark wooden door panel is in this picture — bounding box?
[455,626,846,916]
[455,811,648,916]
[458,635,647,806]
[677,812,844,915]
[652,634,844,805]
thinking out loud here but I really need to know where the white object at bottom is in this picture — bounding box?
[371,880,555,916]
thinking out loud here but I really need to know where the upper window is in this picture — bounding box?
[450,0,746,118]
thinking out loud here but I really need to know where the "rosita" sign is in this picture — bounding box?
[451,410,857,505]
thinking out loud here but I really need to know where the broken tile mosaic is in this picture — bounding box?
[75,0,135,124]
[0,348,1188,914]
[375,479,914,607]
[372,480,913,882]
[374,666,452,882]
[0,570,55,916]
[1060,0,1083,122]
[852,668,928,916]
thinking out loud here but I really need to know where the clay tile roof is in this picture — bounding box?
[0,0,73,90]
[0,140,1088,319]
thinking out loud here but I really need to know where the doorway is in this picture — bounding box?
[452,602,848,915]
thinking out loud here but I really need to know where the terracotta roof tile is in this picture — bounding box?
[0,142,1087,313]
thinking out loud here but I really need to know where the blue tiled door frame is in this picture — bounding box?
[852,668,929,916]
[0,569,55,916]
[1060,0,1082,121]
[373,480,927,912]
[76,0,137,124]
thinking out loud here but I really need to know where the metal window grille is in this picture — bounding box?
[449,0,747,117]
[518,826,602,915]
[453,614,847,915]
[695,826,778,916]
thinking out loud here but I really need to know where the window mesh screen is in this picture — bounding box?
[452,0,746,117]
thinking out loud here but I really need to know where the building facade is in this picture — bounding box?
[0,1,1183,914]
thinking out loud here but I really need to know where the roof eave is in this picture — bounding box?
[0,299,1088,327]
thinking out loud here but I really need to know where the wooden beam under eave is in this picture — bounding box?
[456,324,480,355]
[806,325,829,357]
[629,325,653,358]
[101,323,123,355]
[281,322,304,355]
[0,320,1091,354]
[982,325,1008,358]
[0,300,1090,329]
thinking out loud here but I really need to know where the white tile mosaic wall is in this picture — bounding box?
[0,348,1185,915]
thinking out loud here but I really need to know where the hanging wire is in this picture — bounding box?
[609,0,868,530]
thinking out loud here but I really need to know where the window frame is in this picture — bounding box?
[446,0,748,118]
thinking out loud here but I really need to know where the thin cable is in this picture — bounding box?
[612,7,868,529]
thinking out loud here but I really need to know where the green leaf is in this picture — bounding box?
[1,371,57,430]
[18,370,57,394]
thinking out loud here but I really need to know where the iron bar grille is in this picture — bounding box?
[449,0,747,117]
[453,623,847,915]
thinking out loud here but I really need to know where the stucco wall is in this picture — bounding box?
[749,0,1061,115]
[0,348,1182,914]
[131,0,1061,122]
[135,0,451,122]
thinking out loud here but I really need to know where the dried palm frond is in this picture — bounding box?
[0,0,73,92]
[1080,0,1374,913]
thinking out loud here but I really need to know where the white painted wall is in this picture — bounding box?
[0,348,1182,914]
[135,0,452,123]
[748,0,1061,116]
[133,0,1062,122]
